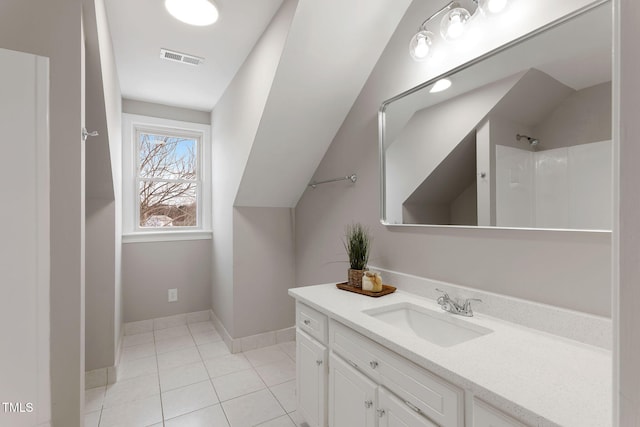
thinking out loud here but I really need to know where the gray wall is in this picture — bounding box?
[295,0,611,317]
[535,81,612,150]
[84,0,123,373]
[211,0,298,338]
[122,240,212,322]
[233,207,296,337]
[0,0,85,424]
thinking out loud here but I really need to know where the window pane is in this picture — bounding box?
[139,180,197,227]
[139,133,197,180]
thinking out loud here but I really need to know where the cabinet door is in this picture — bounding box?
[329,353,377,427]
[297,330,328,427]
[378,387,438,427]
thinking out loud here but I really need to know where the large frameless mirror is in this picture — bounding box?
[379,2,612,231]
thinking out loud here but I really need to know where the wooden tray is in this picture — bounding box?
[336,282,396,297]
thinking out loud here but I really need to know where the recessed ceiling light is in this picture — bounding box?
[165,0,219,26]
[430,78,452,93]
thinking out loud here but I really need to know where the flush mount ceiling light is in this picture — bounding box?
[409,0,508,62]
[165,0,219,26]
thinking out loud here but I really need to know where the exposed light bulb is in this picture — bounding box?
[429,78,452,93]
[409,30,432,61]
[165,0,219,26]
[447,16,464,38]
[440,8,471,41]
[414,37,429,58]
[486,0,507,14]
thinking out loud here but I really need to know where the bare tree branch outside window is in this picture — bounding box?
[137,132,198,227]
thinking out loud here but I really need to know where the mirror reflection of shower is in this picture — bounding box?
[516,134,539,149]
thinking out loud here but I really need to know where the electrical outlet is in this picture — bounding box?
[168,288,178,302]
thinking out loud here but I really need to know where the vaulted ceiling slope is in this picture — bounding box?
[105,0,284,110]
[234,0,413,207]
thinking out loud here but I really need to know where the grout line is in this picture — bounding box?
[152,332,166,427]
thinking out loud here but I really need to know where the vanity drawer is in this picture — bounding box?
[473,399,527,427]
[330,320,463,427]
[296,302,328,344]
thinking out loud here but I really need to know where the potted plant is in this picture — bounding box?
[344,223,371,288]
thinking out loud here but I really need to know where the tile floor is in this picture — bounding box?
[85,320,305,427]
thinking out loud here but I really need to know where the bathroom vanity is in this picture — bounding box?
[289,284,611,427]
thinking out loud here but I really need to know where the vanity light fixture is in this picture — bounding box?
[409,0,508,61]
[165,0,219,26]
[479,0,508,14]
[429,78,452,93]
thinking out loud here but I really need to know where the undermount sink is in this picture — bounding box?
[363,302,493,347]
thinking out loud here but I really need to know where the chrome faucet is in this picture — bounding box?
[435,289,482,317]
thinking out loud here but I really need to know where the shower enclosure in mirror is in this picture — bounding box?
[379,2,612,231]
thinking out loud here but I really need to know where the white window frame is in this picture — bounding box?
[122,113,211,243]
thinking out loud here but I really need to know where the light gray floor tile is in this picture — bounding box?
[84,410,101,427]
[154,325,191,342]
[160,361,209,392]
[120,342,157,363]
[198,341,231,360]
[222,389,285,427]
[204,353,252,378]
[255,359,296,387]
[269,380,296,413]
[158,347,202,371]
[257,414,296,427]
[161,380,219,420]
[122,332,154,348]
[84,386,105,413]
[212,368,266,402]
[118,355,158,380]
[164,404,229,427]
[99,394,163,427]
[156,335,196,355]
[103,373,160,408]
[244,345,290,368]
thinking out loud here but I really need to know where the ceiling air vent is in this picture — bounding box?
[160,48,205,66]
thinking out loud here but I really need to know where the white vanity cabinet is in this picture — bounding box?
[378,387,438,427]
[296,302,329,427]
[329,353,377,427]
[472,400,527,427]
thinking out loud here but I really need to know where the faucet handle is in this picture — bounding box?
[435,288,449,305]
[462,298,482,313]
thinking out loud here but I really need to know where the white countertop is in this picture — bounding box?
[289,284,612,427]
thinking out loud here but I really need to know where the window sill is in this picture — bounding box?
[122,230,212,244]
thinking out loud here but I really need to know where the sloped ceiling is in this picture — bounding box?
[105,0,284,110]
[234,0,413,208]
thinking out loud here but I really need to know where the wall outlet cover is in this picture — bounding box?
[168,288,178,302]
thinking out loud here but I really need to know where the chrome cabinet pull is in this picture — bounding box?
[316,359,323,366]
[303,319,311,326]
[377,409,386,418]
[347,359,358,369]
[404,400,422,414]
[370,360,379,369]
[364,400,373,409]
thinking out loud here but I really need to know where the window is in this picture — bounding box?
[123,114,211,242]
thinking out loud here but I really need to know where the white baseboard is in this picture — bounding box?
[209,309,295,354]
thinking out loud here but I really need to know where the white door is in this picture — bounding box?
[0,48,50,427]
[297,330,328,427]
[329,353,377,427]
[378,387,438,427]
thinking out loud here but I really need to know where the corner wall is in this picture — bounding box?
[295,0,612,317]
[211,0,298,338]
[0,0,85,424]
